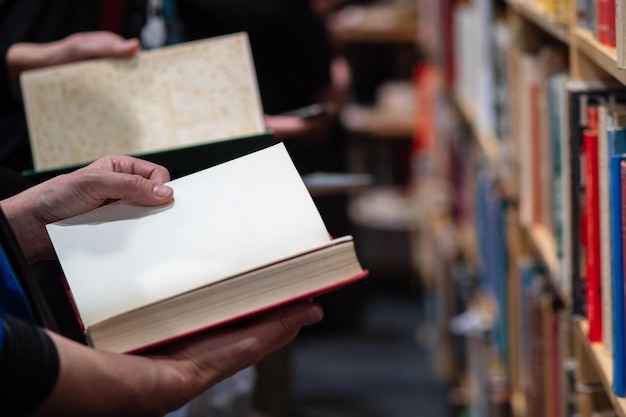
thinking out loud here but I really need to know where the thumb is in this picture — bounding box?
[84,173,174,207]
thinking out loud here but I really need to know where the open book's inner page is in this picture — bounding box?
[22,32,265,171]
[46,144,330,326]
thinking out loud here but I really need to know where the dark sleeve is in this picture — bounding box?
[0,314,60,417]
[0,0,102,111]
[176,0,333,113]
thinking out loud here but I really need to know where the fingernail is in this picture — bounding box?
[153,184,171,198]
[304,305,324,325]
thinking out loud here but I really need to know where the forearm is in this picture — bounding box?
[6,42,58,99]
[35,332,193,417]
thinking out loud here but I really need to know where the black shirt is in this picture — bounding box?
[177,0,333,115]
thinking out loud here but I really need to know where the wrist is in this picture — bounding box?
[6,42,57,99]
[40,332,193,416]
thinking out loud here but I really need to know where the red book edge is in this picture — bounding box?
[107,270,370,354]
[60,273,86,333]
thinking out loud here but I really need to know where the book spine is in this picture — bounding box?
[519,259,537,394]
[598,106,613,355]
[613,155,626,396]
[577,0,595,30]
[608,0,617,47]
[584,107,603,343]
[612,153,626,396]
[597,0,616,46]
[529,278,547,416]
[568,89,587,317]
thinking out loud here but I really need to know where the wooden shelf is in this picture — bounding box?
[510,390,527,417]
[575,320,626,417]
[507,1,569,44]
[575,28,626,85]
[526,225,570,306]
[341,103,415,138]
[328,5,417,44]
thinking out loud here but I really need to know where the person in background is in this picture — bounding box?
[0,0,350,175]
[176,0,351,176]
[0,154,323,416]
[0,0,149,173]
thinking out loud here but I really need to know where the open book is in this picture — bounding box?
[21,32,267,174]
[46,144,367,354]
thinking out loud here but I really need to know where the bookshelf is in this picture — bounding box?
[507,1,569,43]
[574,29,625,84]
[526,225,568,304]
[414,1,626,416]
[576,319,626,417]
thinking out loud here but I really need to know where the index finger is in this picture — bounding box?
[92,155,172,183]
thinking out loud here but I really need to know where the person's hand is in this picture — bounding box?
[265,113,334,144]
[265,56,350,144]
[0,155,173,263]
[35,302,323,416]
[265,115,316,139]
[7,31,140,99]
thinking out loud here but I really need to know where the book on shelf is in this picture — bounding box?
[553,0,572,23]
[563,80,626,319]
[475,166,509,363]
[45,143,368,354]
[516,258,566,417]
[565,84,626,395]
[577,0,597,32]
[20,32,269,178]
[518,258,547,416]
[548,71,570,292]
[596,0,617,47]
[598,103,613,357]
[613,154,626,397]
[452,0,495,135]
[542,287,565,417]
[512,45,567,230]
[611,152,626,396]
[604,108,626,397]
[583,105,603,343]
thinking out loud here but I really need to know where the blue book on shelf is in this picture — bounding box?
[609,130,626,396]
[475,167,509,364]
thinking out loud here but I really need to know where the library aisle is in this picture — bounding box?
[291,285,449,417]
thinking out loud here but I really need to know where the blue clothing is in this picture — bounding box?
[0,243,33,352]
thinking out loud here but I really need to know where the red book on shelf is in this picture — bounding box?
[597,0,617,47]
[584,106,603,343]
